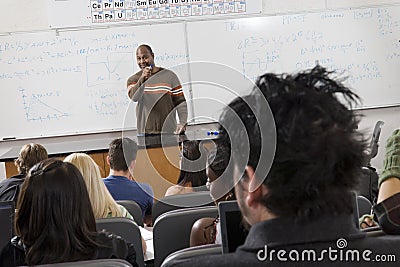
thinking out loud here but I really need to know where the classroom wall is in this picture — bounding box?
[0,0,399,179]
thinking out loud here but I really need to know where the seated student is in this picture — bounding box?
[64,152,147,254]
[0,143,48,202]
[103,138,154,226]
[64,153,133,219]
[190,141,236,246]
[165,66,400,267]
[367,129,400,234]
[165,140,208,196]
[0,159,138,267]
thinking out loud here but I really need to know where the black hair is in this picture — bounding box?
[208,139,231,178]
[177,140,208,189]
[219,66,367,221]
[108,138,138,171]
[137,44,154,56]
[207,139,236,202]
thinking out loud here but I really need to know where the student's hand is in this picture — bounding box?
[141,236,147,256]
[359,214,378,229]
[144,215,152,227]
[378,129,400,187]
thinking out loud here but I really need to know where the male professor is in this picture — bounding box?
[127,44,187,135]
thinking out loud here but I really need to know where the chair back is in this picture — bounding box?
[161,244,222,267]
[96,217,145,267]
[153,206,218,267]
[152,191,213,224]
[357,166,378,203]
[116,200,144,227]
[21,259,133,267]
[0,201,14,250]
[357,195,373,217]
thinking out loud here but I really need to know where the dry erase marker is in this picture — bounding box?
[146,63,154,71]
[2,137,16,141]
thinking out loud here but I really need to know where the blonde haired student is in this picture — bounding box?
[64,153,132,219]
[64,153,147,254]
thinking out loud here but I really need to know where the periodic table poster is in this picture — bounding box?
[48,0,262,28]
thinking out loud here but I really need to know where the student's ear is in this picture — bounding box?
[245,166,264,208]
[128,160,136,176]
[129,160,136,170]
[106,155,111,166]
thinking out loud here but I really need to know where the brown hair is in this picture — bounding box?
[15,158,100,265]
[14,143,48,175]
[108,138,138,171]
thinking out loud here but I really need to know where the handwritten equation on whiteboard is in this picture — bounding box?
[90,0,249,23]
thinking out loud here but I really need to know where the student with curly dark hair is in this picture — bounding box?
[0,158,138,267]
[165,66,400,267]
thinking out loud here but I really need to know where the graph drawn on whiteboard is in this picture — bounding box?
[19,87,71,122]
[86,52,134,87]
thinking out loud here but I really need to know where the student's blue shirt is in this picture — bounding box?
[103,175,154,216]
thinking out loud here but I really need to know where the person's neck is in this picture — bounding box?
[109,169,131,180]
[249,205,277,225]
[260,210,278,222]
[151,66,161,74]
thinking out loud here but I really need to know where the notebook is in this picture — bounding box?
[218,200,249,254]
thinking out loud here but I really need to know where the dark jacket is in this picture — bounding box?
[0,174,25,202]
[0,231,138,267]
[166,214,400,266]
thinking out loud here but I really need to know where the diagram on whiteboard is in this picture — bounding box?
[86,52,134,87]
[19,87,70,122]
[85,52,133,116]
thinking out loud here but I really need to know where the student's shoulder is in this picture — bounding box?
[140,183,154,197]
[0,174,25,185]
[363,231,400,246]
[164,253,243,267]
[137,181,153,190]
[164,185,182,197]
[95,231,137,264]
[96,231,132,252]
[164,185,195,197]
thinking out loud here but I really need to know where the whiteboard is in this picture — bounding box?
[0,23,188,139]
[2,5,400,139]
[187,5,400,122]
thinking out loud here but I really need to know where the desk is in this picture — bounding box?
[140,226,154,262]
